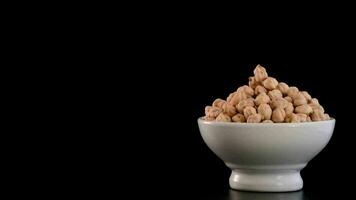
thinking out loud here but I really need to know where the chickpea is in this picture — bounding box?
[270,98,289,109]
[222,103,237,116]
[315,105,325,113]
[246,97,255,104]
[309,98,319,105]
[232,113,246,123]
[295,104,313,115]
[203,116,215,121]
[324,113,330,120]
[268,89,283,100]
[311,110,325,121]
[272,108,286,123]
[248,76,258,89]
[301,91,312,101]
[255,85,267,96]
[293,92,307,106]
[306,116,312,122]
[254,64,268,82]
[296,113,308,122]
[245,86,255,97]
[262,77,279,90]
[247,113,262,123]
[277,82,289,95]
[262,120,274,123]
[237,85,254,97]
[284,96,293,103]
[229,91,247,105]
[287,87,299,98]
[213,98,226,108]
[237,98,255,113]
[205,106,223,118]
[257,103,272,120]
[284,102,294,115]
[226,92,235,103]
[285,113,301,123]
[254,92,270,106]
[236,91,248,102]
[216,113,232,122]
[243,106,257,119]
[205,106,212,115]
[309,103,325,113]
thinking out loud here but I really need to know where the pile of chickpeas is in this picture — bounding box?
[204,65,331,123]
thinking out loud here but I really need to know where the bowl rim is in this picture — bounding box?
[198,117,335,127]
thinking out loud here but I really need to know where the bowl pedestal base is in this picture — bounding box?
[229,169,303,192]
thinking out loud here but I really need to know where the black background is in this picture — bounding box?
[118,61,350,199]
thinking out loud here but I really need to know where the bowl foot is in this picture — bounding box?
[229,169,303,192]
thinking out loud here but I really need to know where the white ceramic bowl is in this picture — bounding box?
[198,118,335,192]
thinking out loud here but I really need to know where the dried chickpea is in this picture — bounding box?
[287,87,299,98]
[272,108,286,123]
[243,106,257,119]
[246,97,255,104]
[314,105,325,113]
[293,92,307,106]
[254,64,268,82]
[268,89,283,100]
[306,116,312,122]
[205,106,212,115]
[216,113,231,122]
[222,103,237,117]
[246,97,255,105]
[203,116,215,121]
[247,113,262,123]
[301,91,312,101]
[229,91,247,105]
[309,98,319,105]
[236,91,248,102]
[257,103,272,120]
[255,85,267,96]
[232,113,246,123]
[309,103,325,113]
[284,102,294,115]
[236,98,255,113]
[270,98,289,109]
[262,77,278,90]
[284,96,293,103]
[277,82,289,95]
[228,92,238,105]
[262,120,274,123]
[295,104,313,115]
[254,93,270,106]
[236,86,243,93]
[248,76,258,89]
[205,106,223,118]
[226,92,235,103]
[296,113,308,122]
[212,98,226,108]
[237,85,254,97]
[311,110,325,121]
[245,86,255,97]
[285,113,301,123]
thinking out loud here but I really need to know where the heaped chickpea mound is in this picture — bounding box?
[203,64,332,123]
